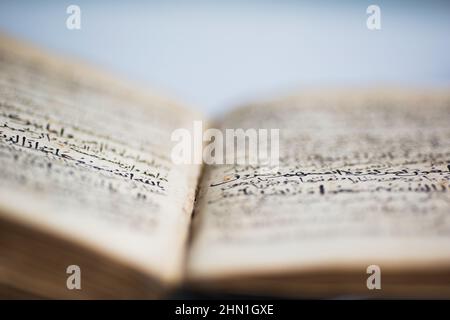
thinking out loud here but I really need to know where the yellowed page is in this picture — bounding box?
[188,89,450,290]
[0,35,202,288]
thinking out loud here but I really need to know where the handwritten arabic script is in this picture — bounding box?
[194,92,450,245]
[0,47,188,233]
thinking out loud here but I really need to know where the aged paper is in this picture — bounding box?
[188,89,450,284]
[0,35,202,286]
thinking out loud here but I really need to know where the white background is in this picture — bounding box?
[1,0,449,116]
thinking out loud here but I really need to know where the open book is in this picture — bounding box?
[1,34,449,299]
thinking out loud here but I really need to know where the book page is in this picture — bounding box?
[187,89,450,292]
[0,35,202,288]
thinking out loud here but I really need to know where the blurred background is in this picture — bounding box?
[0,0,449,116]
